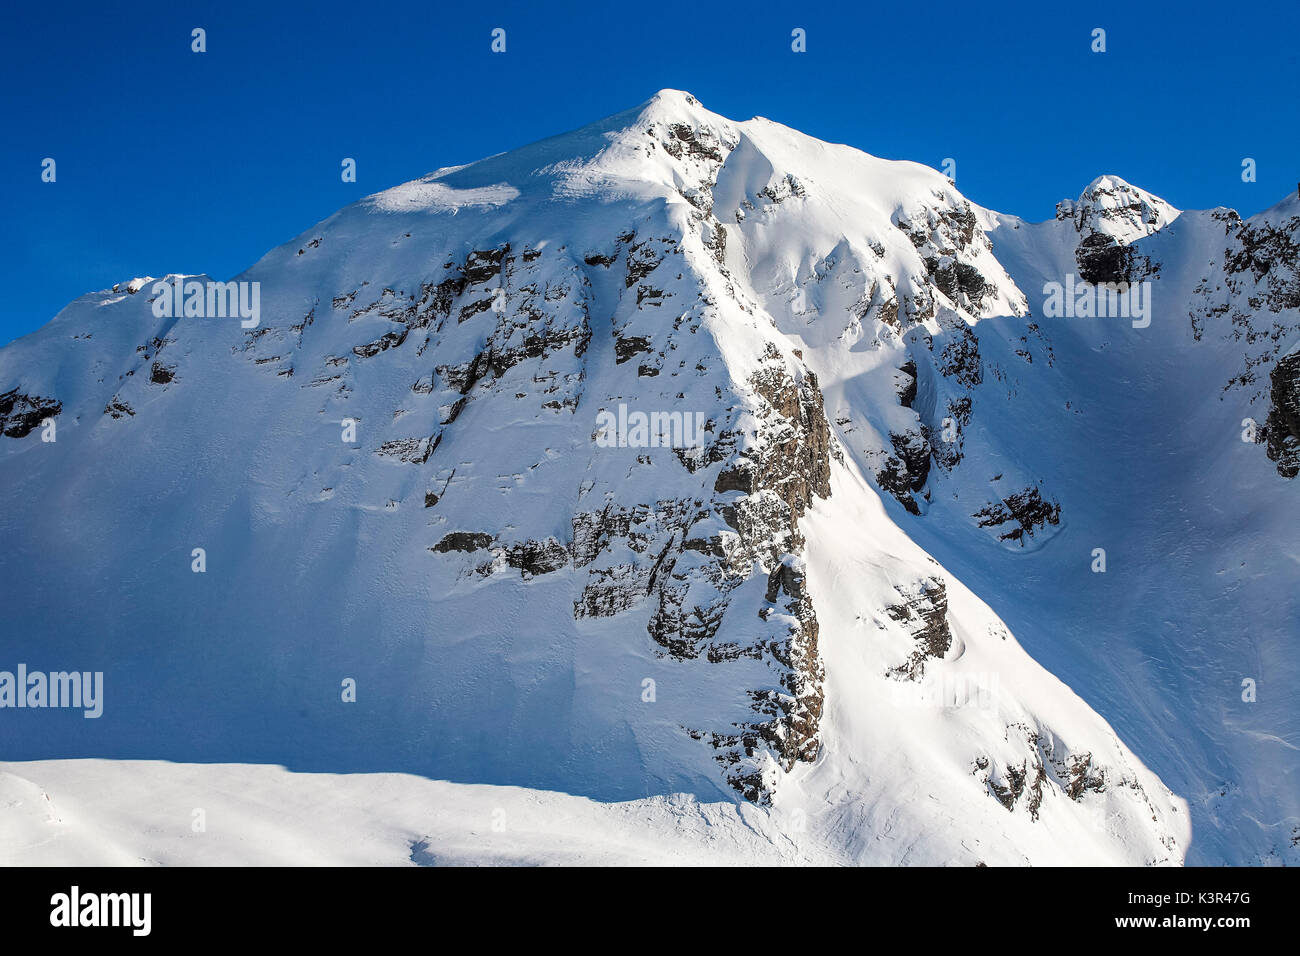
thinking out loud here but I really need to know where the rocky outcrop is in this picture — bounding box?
[937,319,983,389]
[1265,349,1300,478]
[973,486,1061,544]
[352,328,408,358]
[895,197,1001,314]
[149,362,176,385]
[1188,209,1300,474]
[720,555,824,800]
[757,173,806,205]
[431,531,494,553]
[876,428,931,515]
[376,436,437,463]
[676,355,831,800]
[1075,232,1159,285]
[462,247,507,284]
[432,531,570,579]
[1225,215,1300,313]
[885,578,952,680]
[502,538,570,578]
[0,389,61,438]
[663,121,726,163]
[973,728,1138,832]
[614,334,652,364]
[979,753,1047,818]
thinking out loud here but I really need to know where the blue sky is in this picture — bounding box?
[3,0,1296,345]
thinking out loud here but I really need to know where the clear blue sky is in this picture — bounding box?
[3,0,1296,346]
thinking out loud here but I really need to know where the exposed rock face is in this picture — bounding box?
[377,436,436,463]
[871,316,981,516]
[656,353,832,800]
[1266,350,1300,478]
[937,317,983,389]
[678,553,826,805]
[434,531,570,578]
[896,196,1001,315]
[624,238,669,288]
[149,362,176,385]
[0,389,60,438]
[463,247,506,284]
[326,244,596,471]
[757,173,806,204]
[1225,215,1300,313]
[1189,207,1300,477]
[736,554,824,797]
[353,329,408,358]
[1063,752,1108,802]
[876,429,931,515]
[973,728,1153,835]
[934,396,971,470]
[431,531,494,553]
[885,577,952,680]
[501,538,570,578]
[665,121,726,163]
[731,354,834,553]
[896,359,918,407]
[973,486,1061,545]
[1075,232,1159,285]
[980,752,1046,818]
[614,334,652,364]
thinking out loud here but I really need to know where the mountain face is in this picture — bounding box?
[2,90,1297,865]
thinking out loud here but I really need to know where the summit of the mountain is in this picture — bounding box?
[1057,174,1181,244]
[1043,175,1182,285]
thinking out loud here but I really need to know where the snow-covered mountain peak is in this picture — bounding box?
[6,92,1300,866]
[636,87,713,121]
[1059,173,1180,244]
